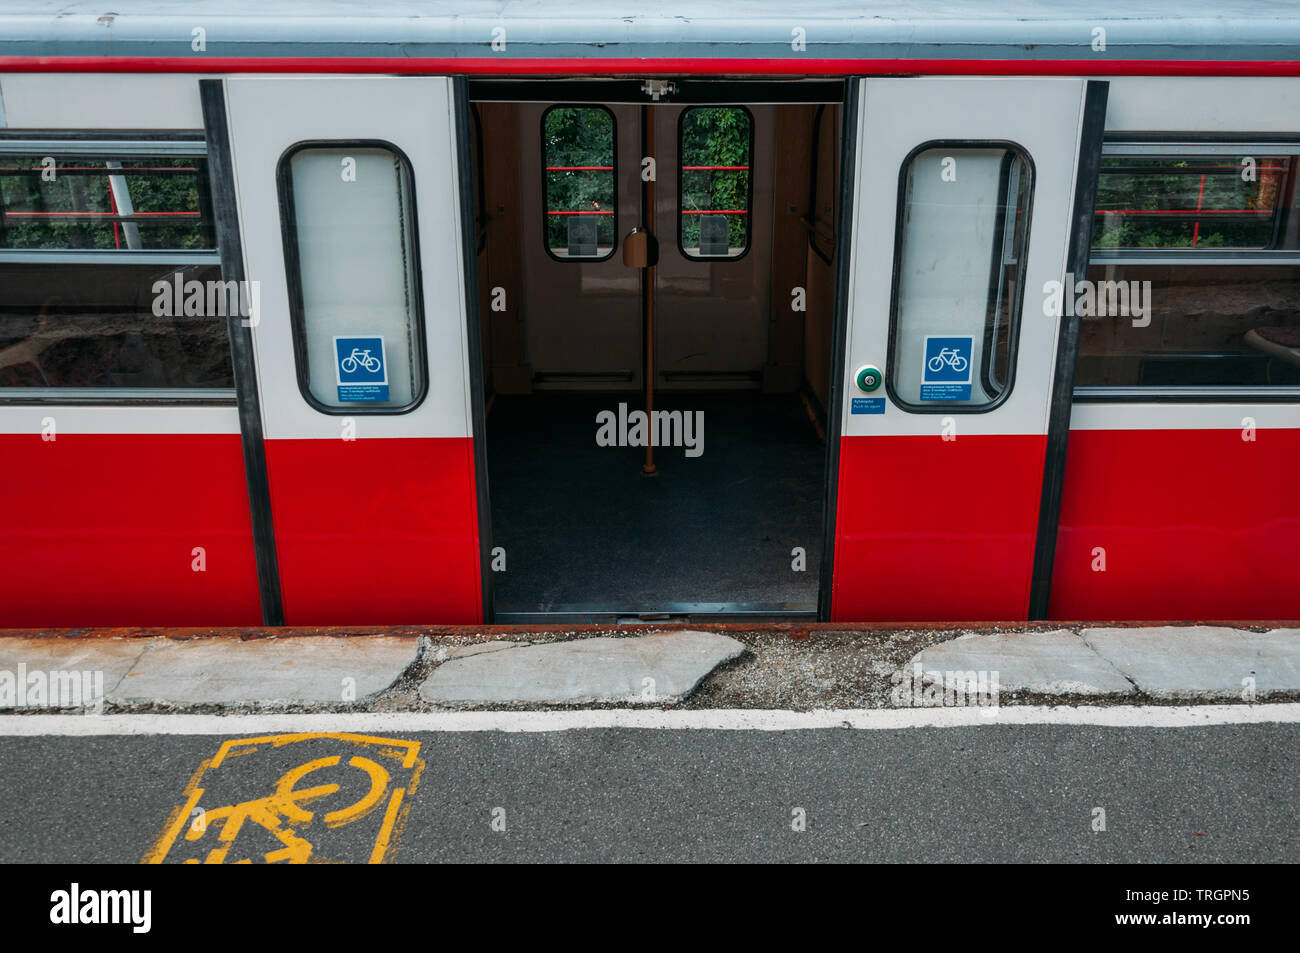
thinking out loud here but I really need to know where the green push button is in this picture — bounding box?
[855,365,882,393]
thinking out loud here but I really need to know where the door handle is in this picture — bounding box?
[622,227,659,268]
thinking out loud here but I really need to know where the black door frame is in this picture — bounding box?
[199,78,286,626]
[460,77,855,624]
[1027,80,1110,619]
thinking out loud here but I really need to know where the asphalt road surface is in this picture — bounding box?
[0,720,1296,863]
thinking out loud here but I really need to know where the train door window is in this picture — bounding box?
[542,105,616,261]
[278,142,426,413]
[0,146,233,394]
[887,143,1033,411]
[1077,147,1300,391]
[678,106,753,259]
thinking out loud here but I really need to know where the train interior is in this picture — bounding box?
[469,95,844,621]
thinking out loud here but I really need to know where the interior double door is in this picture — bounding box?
[522,102,771,393]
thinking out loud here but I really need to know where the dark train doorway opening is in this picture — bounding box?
[467,82,848,623]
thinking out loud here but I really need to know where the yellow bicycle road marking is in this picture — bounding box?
[143,732,424,864]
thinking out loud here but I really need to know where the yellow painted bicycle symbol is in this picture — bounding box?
[144,733,424,864]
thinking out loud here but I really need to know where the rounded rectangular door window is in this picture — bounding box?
[888,144,1033,411]
[679,106,753,259]
[543,105,616,260]
[278,143,426,413]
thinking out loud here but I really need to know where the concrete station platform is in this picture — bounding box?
[0,622,1297,713]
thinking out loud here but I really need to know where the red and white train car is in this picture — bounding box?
[1,1,1298,626]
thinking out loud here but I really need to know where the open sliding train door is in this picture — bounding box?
[830,78,1107,621]
[204,76,486,624]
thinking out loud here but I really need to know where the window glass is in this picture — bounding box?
[280,144,424,412]
[0,149,230,395]
[1093,155,1296,252]
[543,106,615,260]
[1075,264,1300,387]
[0,262,232,389]
[1080,150,1300,390]
[679,106,752,259]
[889,146,1032,410]
[0,156,215,250]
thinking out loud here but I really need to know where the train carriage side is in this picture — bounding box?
[0,62,1297,626]
[0,75,264,626]
[1046,77,1300,622]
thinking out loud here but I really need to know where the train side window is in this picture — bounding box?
[0,147,233,395]
[1077,150,1300,391]
[1092,154,1293,252]
[887,144,1033,412]
[542,105,616,261]
[678,106,753,260]
[0,155,216,251]
[278,142,426,414]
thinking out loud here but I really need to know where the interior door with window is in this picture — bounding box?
[833,78,1099,621]
[523,102,641,389]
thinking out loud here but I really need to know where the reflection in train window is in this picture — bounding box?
[679,106,753,259]
[888,145,1033,411]
[278,143,425,413]
[0,156,216,250]
[1092,155,1293,251]
[0,263,234,390]
[1078,150,1300,390]
[1075,264,1300,388]
[542,105,616,260]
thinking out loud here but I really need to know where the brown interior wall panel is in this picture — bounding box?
[478,102,532,394]
[804,247,835,409]
[803,104,839,409]
[764,104,814,393]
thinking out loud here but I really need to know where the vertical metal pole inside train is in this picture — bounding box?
[641,103,658,477]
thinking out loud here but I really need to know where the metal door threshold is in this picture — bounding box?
[493,601,818,625]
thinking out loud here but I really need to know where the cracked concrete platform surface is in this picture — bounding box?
[906,626,1300,699]
[0,638,144,707]
[418,630,745,705]
[1083,626,1300,699]
[0,636,420,708]
[907,629,1136,696]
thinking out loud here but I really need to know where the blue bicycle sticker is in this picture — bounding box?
[920,335,973,401]
[334,335,389,403]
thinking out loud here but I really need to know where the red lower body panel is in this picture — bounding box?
[0,433,261,627]
[831,434,1047,622]
[1050,428,1300,621]
[264,436,482,624]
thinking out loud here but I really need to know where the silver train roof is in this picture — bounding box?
[0,1,1298,63]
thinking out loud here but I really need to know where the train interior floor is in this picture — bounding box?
[485,391,826,617]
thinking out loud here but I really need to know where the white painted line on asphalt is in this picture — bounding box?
[0,703,1297,735]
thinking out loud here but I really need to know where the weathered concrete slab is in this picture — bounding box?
[907,629,1135,696]
[110,636,419,706]
[0,638,147,709]
[418,631,745,705]
[1083,626,1300,699]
